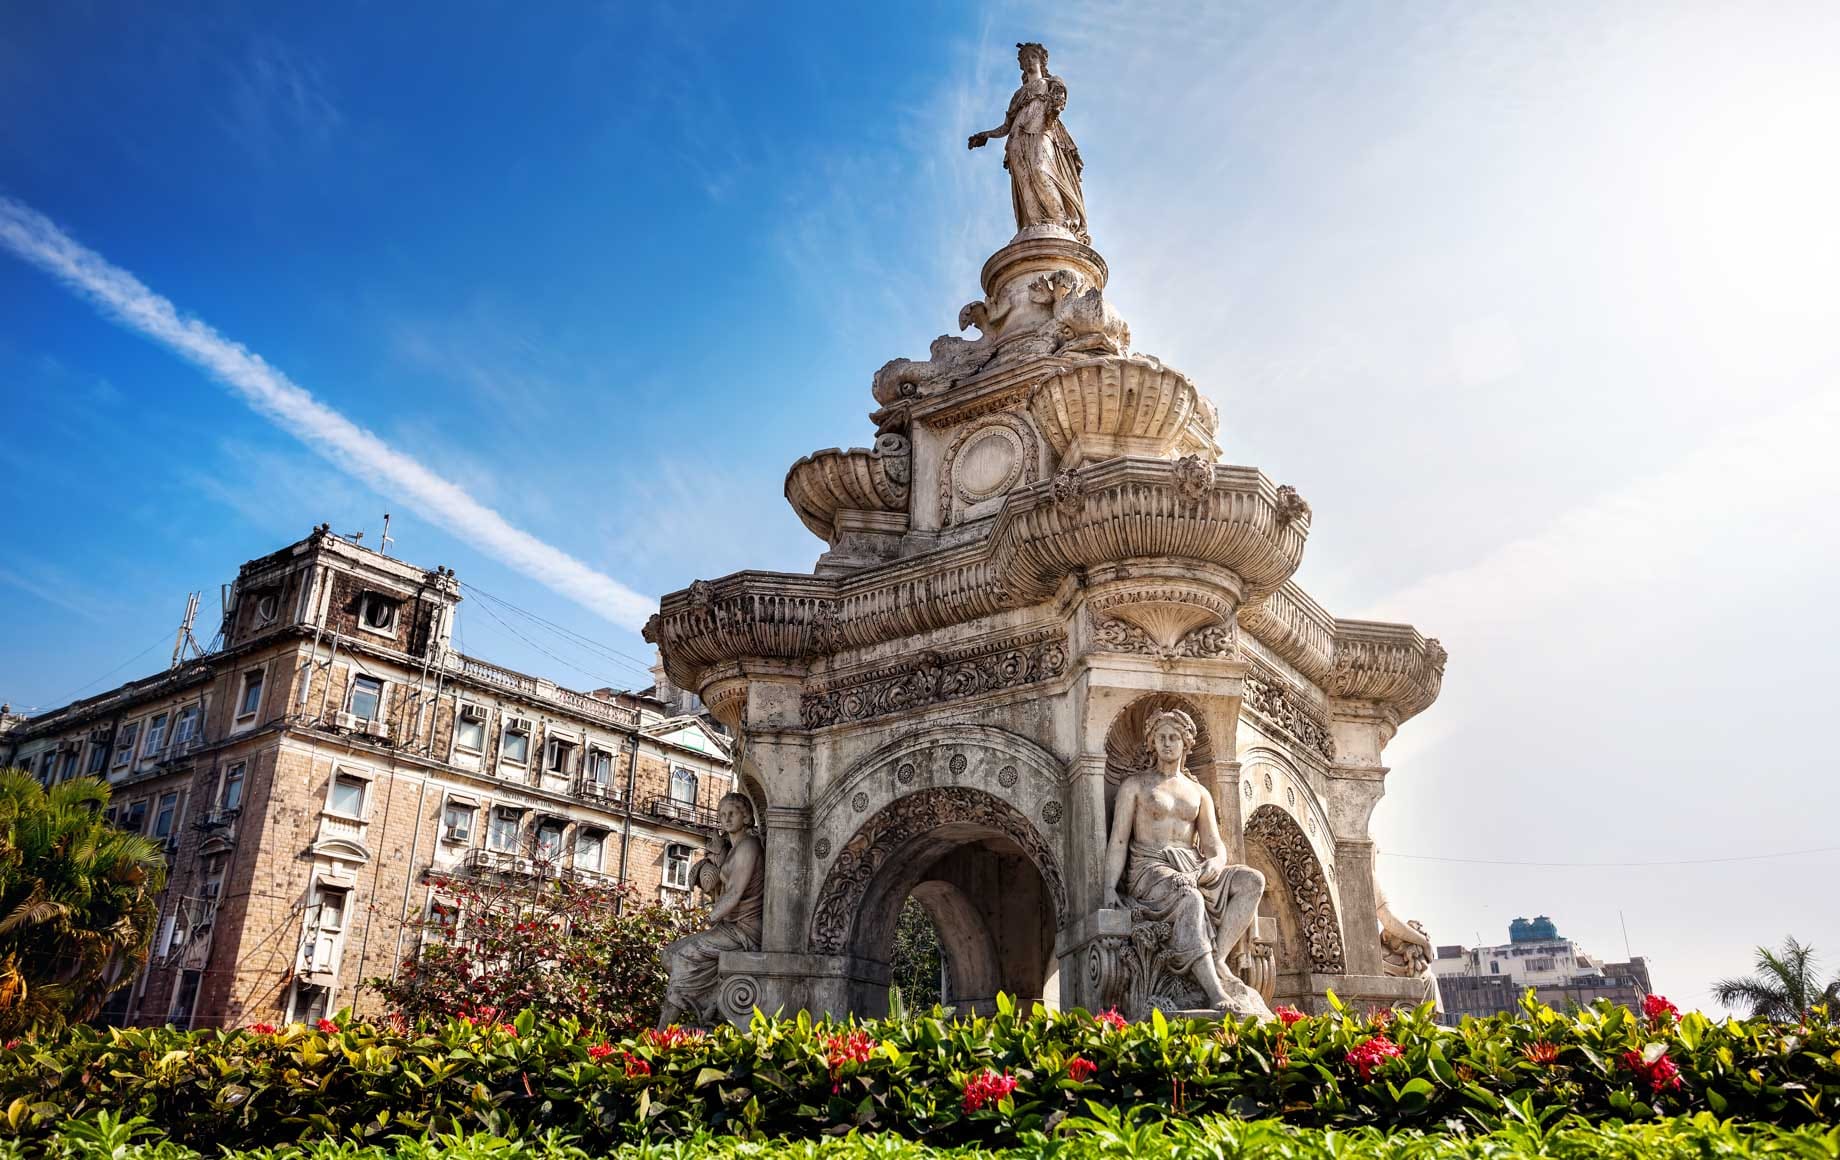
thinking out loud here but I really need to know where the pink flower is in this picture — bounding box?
[1066,1055,1098,1082]
[586,1042,614,1061]
[1642,994,1679,1023]
[1344,1034,1404,1081]
[1094,1008,1128,1032]
[315,1018,338,1034]
[499,1023,518,1037]
[1621,1047,1683,1092]
[962,1068,1018,1113]
[643,1025,705,1050]
[1274,1005,1306,1027]
[245,1023,278,1036]
[622,1052,651,1078]
[825,1029,877,1069]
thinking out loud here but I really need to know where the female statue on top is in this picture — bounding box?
[968,42,1090,245]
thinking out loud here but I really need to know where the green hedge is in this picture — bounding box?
[1,995,1834,1150]
[13,1112,1840,1159]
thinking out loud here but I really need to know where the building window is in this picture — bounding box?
[288,982,329,1025]
[254,591,280,625]
[585,747,613,786]
[348,675,384,721]
[238,670,265,718]
[314,885,348,933]
[86,740,109,775]
[534,819,566,866]
[121,799,149,834]
[168,969,204,1027]
[441,800,475,843]
[1490,961,1500,974]
[454,705,487,752]
[546,737,577,774]
[500,720,531,766]
[152,792,180,845]
[488,806,523,851]
[141,713,170,759]
[664,844,693,890]
[172,705,201,748]
[57,750,79,781]
[112,722,141,767]
[327,774,367,819]
[574,828,605,874]
[359,592,400,635]
[669,767,698,805]
[219,763,246,812]
[428,899,459,943]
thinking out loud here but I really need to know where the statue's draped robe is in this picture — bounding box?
[660,838,764,1018]
[1125,841,1230,974]
[1002,74,1089,243]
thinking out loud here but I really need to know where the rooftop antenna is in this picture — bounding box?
[1619,909,1633,960]
[380,513,395,557]
[171,591,202,668]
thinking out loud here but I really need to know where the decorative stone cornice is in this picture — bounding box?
[784,433,911,543]
[1242,662,1335,762]
[1328,621,1447,723]
[650,456,1310,693]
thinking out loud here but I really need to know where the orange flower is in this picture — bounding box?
[1521,1040,1560,1066]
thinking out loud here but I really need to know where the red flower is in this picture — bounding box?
[622,1052,651,1078]
[315,1018,338,1034]
[643,1025,705,1050]
[1066,1055,1098,1083]
[1094,1007,1128,1031]
[825,1028,877,1069]
[1344,1034,1404,1081]
[1274,1005,1306,1027]
[245,1023,278,1036]
[586,1042,614,1061]
[499,1023,518,1037]
[1521,1040,1560,1066]
[1,1040,18,1051]
[1642,994,1679,1023]
[962,1068,1018,1113]
[1621,1047,1683,1092]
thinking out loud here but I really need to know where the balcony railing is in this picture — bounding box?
[574,776,624,807]
[453,654,641,731]
[646,795,719,831]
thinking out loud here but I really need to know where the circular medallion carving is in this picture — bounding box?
[998,764,1019,788]
[1263,769,1274,792]
[718,974,761,1019]
[949,753,968,775]
[851,791,870,812]
[955,426,1024,502]
[1305,815,1315,834]
[814,837,831,860]
[1243,780,1253,800]
[1286,786,1296,807]
[1042,801,1063,824]
[896,762,916,784]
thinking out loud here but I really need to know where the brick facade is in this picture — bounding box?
[3,527,732,1028]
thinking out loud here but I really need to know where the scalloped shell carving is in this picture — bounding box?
[1029,356,1219,469]
[784,442,909,543]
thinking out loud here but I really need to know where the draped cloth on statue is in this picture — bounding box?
[1002,75,1088,243]
[1125,841,1229,974]
[659,869,763,1014]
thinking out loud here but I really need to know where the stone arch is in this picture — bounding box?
[809,785,1068,956]
[813,724,1067,829]
[1244,804,1345,973]
[909,879,1001,1009]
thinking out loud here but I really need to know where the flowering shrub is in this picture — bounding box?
[1094,1008,1128,1032]
[1644,994,1680,1023]
[0,994,1832,1150]
[1274,1005,1307,1027]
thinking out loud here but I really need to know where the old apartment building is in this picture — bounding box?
[0,526,732,1028]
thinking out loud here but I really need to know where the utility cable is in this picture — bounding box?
[1379,846,1840,869]
[458,582,654,678]
[464,593,636,691]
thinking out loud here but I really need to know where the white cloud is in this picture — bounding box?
[0,197,656,631]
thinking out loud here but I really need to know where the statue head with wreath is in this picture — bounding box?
[1143,708,1199,776]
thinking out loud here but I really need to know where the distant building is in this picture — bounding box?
[1431,915,1652,1020]
[1,526,732,1028]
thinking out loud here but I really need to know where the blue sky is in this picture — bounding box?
[4,2,1838,1006]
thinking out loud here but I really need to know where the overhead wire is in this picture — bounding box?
[457,582,654,678]
[26,633,175,712]
[1379,846,1840,868]
[463,590,639,691]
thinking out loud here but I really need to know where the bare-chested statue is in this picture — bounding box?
[968,42,1090,244]
[1101,709,1271,1016]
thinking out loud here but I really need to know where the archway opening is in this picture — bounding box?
[852,827,1055,1016]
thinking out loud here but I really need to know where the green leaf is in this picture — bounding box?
[694,1067,729,1087]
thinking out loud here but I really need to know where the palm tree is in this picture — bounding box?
[1713,936,1840,1023]
[0,769,168,1035]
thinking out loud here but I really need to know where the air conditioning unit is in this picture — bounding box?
[506,716,534,733]
[201,882,220,900]
[335,712,390,740]
[442,824,472,844]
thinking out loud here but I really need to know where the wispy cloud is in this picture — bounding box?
[0,197,656,630]
[220,35,343,163]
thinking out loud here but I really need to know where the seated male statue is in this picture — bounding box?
[1101,708,1272,1017]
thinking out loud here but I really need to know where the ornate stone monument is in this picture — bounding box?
[646,44,1444,1023]
[656,793,764,1028]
